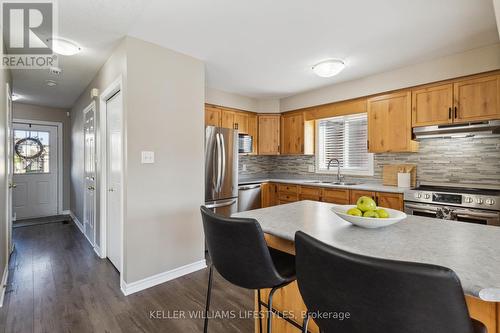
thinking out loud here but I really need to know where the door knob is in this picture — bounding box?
[9,183,16,189]
[88,186,95,191]
[108,188,115,192]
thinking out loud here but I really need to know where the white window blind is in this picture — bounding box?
[316,113,373,175]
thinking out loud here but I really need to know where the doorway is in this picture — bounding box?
[83,103,97,245]
[11,121,61,221]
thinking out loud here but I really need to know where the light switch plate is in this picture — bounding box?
[308,165,315,172]
[141,151,155,164]
[242,164,247,172]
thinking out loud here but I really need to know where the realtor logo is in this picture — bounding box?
[1,1,57,68]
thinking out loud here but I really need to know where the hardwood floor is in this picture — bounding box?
[0,221,254,333]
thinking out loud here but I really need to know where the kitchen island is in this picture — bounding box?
[234,200,500,333]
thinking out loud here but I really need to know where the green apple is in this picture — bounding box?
[376,208,389,218]
[363,210,379,218]
[356,196,377,212]
[346,207,363,216]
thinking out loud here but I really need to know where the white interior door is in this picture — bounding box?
[5,85,13,253]
[12,123,58,220]
[106,91,123,271]
[84,105,96,245]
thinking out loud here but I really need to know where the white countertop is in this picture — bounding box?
[239,178,409,193]
[234,200,500,302]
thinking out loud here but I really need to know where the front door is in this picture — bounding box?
[106,91,123,271]
[6,84,13,253]
[84,105,96,244]
[12,122,58,220]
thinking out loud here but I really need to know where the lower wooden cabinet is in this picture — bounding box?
[262,182,404,211]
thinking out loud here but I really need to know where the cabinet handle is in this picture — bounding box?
[234,123,238,130]
[454,106,458,118]
[367,140,370,149]
[448,107,452,119]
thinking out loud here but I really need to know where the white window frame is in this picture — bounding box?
[315,113,374,176]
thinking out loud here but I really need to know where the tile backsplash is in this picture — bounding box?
[239,136,500,186]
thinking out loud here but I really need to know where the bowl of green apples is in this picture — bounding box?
[330,196,407,228]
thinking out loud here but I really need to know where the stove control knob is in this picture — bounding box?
[424,194,431,199]
[485,199,495,206]
[464,197,473,203]
[475,198,484,205]
[415,193,422,199]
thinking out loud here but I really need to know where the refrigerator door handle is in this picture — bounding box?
[205,199,237,209]
[220,133,226,190]
[216,133,222,192]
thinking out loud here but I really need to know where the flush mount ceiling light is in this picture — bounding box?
[312,59,346,78]
[11,94,20,101]
[48,38,81,56]
[46,79,57,87]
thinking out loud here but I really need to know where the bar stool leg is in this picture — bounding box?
[302,312,311,333]
[257,289,263,333]
[204,265,214,333]
[267,286,280,333]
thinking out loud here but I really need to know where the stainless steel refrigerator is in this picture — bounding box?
[205,126,238,217]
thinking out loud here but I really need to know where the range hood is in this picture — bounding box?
[413,120,500,140]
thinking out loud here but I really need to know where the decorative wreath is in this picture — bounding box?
[14,137,45,159]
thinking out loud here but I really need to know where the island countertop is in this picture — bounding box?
[234,200,500,302]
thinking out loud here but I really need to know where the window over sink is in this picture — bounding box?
[316,113,374,175]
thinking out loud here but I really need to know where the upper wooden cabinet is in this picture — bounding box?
[412,84,453,127]
[454,75,500,123]
[233,112,248,134]
[247,114,258,154]
[258,114,281,155]
[367,91,419,153]
[205,105,221,127]
[220,109,234,129]
[280,112,314,155]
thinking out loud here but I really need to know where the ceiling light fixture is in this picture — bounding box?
[48,38,81,56]
[12,94,20,101]
[312,59,346,78]
[46,80,57,87]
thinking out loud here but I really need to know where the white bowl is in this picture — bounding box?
[331,205,407,229]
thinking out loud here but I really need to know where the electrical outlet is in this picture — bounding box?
[308,165,315,172]
[141,151,155,164]
[242,164,247,172]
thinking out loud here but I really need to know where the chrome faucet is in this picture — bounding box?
[327,158,343,183]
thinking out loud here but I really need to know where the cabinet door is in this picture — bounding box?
[233,112,248,134]
[454,75,500,122]
[281,113,304,155]
[376,192,404,211]
[221,110,235,129]
[368,91,418,153]
[258,115,281,155]
[322,188,350,204]
[205,106,221,127]
[412,84,453,126]
[247,114,258,155]
[350,190,376,205]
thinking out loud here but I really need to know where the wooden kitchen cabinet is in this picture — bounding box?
[205,105,221,127]
[350,190,376,204]
[281,112,314,155]
[300,186,322,201]
[376,192,404,211]
[258,115,281,155]
[261,183,279,208]
[247,114,258,154]
[220,109,235,129]
[322,188,350,204]
[454,75,500,123]
[368,91,419,153]
[233,112,248,134]
[412,84,454,127]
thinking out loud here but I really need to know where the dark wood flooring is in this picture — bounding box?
[0,221,254,333]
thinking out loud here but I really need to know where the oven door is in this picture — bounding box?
[404,202,500,226]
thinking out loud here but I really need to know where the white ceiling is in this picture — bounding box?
[12,0,500,108]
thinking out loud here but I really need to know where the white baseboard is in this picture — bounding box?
[0,264,9,307]
[60,210,71,215]
[69,211,84,234]
[120,259,207,296]
[93,244,105,259]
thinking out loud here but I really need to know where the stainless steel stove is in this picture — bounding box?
[404,184,500,226]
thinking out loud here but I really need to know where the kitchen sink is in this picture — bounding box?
[306,180,360,186]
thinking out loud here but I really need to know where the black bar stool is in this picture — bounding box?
[200,206,296,333]
[294,231,487,333]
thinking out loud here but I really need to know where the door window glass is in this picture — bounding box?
[14,130,50,174]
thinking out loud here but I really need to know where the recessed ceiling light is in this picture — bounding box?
[312,59,346,78]
[46,80,57,87]
[48,38,81,56]
[49,66,62,75]
[12,94,20,101]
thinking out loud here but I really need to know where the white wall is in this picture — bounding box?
[280,43,500,111]
[123,37,205,283]
[205,87,280,113]
[14,103,71,211]
[494,0,500,38]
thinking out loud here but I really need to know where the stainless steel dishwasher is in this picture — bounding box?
[238,183,262,212]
